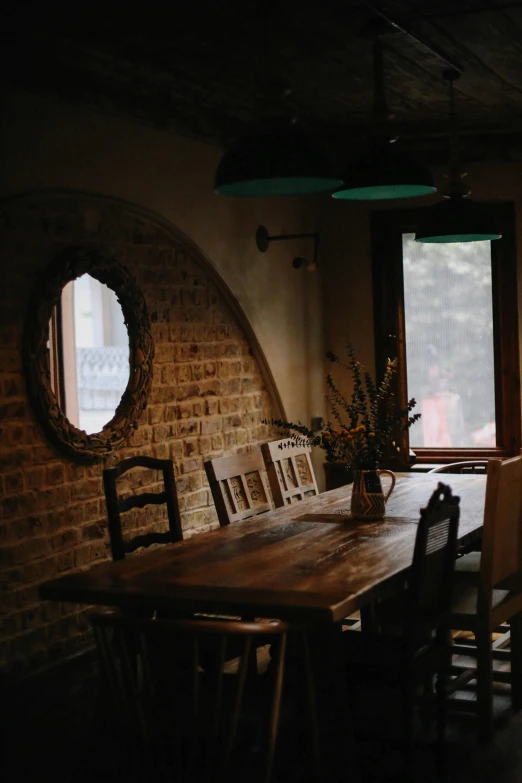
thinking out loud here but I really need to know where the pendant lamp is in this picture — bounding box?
[214,117,342,197]
[333,39,436,201]
[415,72,501,243]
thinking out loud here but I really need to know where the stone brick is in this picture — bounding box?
[176,383,200,401]
[192,401,204,417]
[200,418,221,436]
[222,379,241,395]
[175,344,200,362]
[205,399,219,416]
[177,420,199,437]
[198,436,211,455]
[4,470,23,495]
[153,344,175,363]
[223,415,242,430]
[217,362,230,379]
[184,439,198,457]
[170,441,183,460]
[185,490,208,510]
[153,424,171,442]
[229,397,242,413]
[236,429,248,446]
[211,434,224,451]
[152,442,169,460]
[188,472,203,491]
[200,380,222,397]
[223,432,237,450]
[223,343,240,358]
[219,398,231,415]
[175,364,192,383]
[45,463,66,486]
[181,458,202,474]
[201,344,220,359]
[164,404,179,422]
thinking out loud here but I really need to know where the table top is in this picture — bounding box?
[39,473,486,625]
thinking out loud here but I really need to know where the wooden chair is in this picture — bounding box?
[103,456,183,561]
[343,482,461,778]
[90,612,321,783]
[205,450,273,527]
[261,438,319,508]
[428,461,488,475]
[448,455,522,737]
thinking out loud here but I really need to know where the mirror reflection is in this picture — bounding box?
[49,274,130,434]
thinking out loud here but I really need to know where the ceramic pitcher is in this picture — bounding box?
[351,469,396,520]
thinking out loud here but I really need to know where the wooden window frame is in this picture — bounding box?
[372,202,521,464]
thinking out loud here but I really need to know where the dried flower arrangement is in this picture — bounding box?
[269,344,421,471]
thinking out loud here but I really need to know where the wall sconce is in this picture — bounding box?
[256,225,319,271]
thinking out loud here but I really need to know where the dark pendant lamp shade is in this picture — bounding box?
[214,120,343,197]
[415,197,502,243]
[332,143,436,201]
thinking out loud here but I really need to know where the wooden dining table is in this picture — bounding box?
[40,473,486,623]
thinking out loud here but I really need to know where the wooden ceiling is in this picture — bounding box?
[4,0,522,162]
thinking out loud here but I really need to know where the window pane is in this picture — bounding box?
[402,234,496,448]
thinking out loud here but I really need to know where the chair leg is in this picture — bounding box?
[402,681,415,783]
[301,630,321,782]
[476,623,494,740]
[209,637,227,765]
[225,635,252,765]
[435,669,448,777]
[265,631,287,783]
[509,613,522,712]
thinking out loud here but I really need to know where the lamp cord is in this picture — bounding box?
[446,71,469,197]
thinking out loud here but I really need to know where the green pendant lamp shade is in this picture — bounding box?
[415,72,501,244]
[332,143,436,201]
[415,197,501,243]
[214,121,342,197]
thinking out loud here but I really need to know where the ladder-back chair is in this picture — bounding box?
[449,455,522,737]
[90,612,321,783]
[343,482,461,777]
[103,456,183,561]
[205,450,273,527]
[261,438,319,508]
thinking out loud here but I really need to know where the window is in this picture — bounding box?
[372,203,520,463]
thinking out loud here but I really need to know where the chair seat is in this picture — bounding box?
[451,585,510,624]
[455,551,481,574]
[342,629,449,678]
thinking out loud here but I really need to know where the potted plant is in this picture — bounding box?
[269,344,421,519]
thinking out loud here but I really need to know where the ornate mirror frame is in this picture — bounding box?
[24,245,154,460]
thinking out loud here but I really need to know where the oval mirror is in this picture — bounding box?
[24,246,154,460]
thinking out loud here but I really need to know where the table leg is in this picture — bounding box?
[308,624,361,783]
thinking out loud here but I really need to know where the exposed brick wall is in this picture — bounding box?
[0,193,278,679]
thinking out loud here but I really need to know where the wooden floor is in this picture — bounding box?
[2,649,522,783]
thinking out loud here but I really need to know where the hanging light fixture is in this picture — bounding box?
[214,3,341,198]
[333,38,436,201]
[214,116,342,197]
[415,72,501,243]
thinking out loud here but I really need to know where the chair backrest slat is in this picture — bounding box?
[103,457,183,560]
[428,461,488,475]
[480,455,522,593]
[205,451,273,526]
[119,491,169,513]
[261,439,319,507]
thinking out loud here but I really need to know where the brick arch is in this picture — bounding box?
[0,189,283,677]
